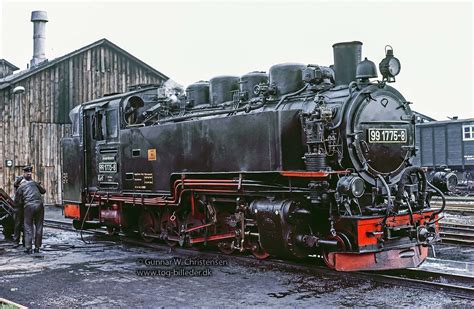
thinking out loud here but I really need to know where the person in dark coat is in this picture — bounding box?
[14,166,46,254]
[12,166,31,247]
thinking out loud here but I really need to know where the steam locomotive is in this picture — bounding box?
[61,41,446,271]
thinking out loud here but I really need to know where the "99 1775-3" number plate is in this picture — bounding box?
[368,128,407,143]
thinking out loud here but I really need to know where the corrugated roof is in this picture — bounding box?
[0,38,169,90]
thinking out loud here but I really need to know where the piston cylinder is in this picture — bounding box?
[250,199,311,259]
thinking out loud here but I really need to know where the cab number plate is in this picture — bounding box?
[98,162,117,173]
[368,128,407,143]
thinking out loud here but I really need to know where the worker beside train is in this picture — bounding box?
[12,167,29,247]
[14,166,46,254]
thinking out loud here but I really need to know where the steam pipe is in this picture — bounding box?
[151,99,265,124]
[274,84,308,109]
[426,181,446,222]
[395,166,426,211]
[377,175,393,227]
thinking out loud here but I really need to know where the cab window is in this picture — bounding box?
[72,112,80,137]
[92,111,105,140]
[106,110,118,138]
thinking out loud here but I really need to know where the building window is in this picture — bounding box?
[463,124,474,141]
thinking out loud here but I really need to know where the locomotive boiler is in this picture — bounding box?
[61,42,445,271]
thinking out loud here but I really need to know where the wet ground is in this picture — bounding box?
[0,206,472,308]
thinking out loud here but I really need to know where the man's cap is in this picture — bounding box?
[23,165,33,172]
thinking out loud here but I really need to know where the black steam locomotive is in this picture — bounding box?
[62,42,445,271]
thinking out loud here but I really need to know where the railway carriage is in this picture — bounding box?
[414,118,474,195]
[61,42,445,271]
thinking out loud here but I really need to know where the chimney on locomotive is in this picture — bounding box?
[332,41,362,86]
[30,10,48,67]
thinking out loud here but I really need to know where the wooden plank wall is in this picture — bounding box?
[0,44,166,204]
[30,123,72,204]
[0,62,16,78]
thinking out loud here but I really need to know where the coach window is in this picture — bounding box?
[463,124,474,141]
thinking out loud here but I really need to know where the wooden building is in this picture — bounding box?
[0,60,19,79]
[0,38,170,204]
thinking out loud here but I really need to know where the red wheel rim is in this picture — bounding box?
[322,234,348,269]
[251,242,270,260]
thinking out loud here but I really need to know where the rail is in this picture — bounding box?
[439,222,474,245]
[431,197,474,213]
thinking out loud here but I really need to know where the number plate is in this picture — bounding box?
[98,162,117,173]
[368,128,407,143]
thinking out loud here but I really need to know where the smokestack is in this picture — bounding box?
[30,11,48,67]
[332,41,362,86]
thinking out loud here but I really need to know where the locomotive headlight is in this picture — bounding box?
[351,177,365,198]
[387,58,401,76]
[446,173,458,192]
[379,45,401,82]
[432,171,458,192]
[337,176,365,198]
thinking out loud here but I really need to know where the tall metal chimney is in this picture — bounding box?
[30,11,48,67]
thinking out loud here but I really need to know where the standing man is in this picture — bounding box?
[14,166,46,254]
[12,167,29,247]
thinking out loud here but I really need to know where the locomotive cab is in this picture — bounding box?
[62,89,158,226]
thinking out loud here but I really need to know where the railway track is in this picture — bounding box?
[372,268,474,299]
[439,222,474,245]
[431,196,474,213]
[43,218,474,300]
[44,219,81,232]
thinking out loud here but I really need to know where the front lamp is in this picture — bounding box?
[379,45,401,82]
[432,171,458,192]
[338,175,365,198]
